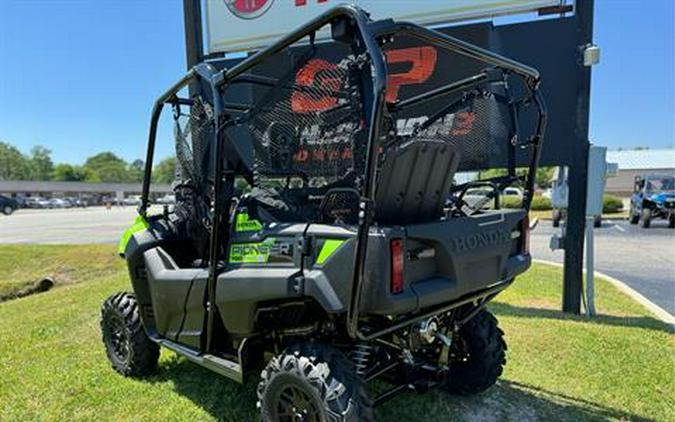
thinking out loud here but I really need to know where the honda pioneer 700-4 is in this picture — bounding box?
[101,6,546,421]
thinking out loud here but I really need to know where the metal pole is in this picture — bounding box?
[562,0,594,314]
[585,216,596,316]
[183,0,204,69]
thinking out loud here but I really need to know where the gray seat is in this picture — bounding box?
[375,140,460,225]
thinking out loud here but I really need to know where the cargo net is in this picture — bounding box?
[222,45,367,224]
[172,97,215,258]
[380,37,540,216]
[231,54,366,185]
[385,88,514,172]
[173,97,214,187]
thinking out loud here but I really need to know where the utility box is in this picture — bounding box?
[586,146,618,216]
[585,146,607,216]
[551,145,616,218]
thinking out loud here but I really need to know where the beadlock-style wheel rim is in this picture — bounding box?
[274,384,321,422]
[104,314,130,364]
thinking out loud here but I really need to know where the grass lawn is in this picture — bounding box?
[0,245,672,421]
[0,244,120,297]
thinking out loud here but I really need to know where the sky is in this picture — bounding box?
[0,0,673,165]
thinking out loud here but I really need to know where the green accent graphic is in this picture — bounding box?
[235,212,264,232]
[316,239,346,265]
[118,215,149,256]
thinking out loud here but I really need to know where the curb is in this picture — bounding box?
[533,259,675,327]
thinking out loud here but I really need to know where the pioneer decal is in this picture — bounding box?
[230,238,294,264]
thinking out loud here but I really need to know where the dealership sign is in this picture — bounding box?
[205,0,558,53]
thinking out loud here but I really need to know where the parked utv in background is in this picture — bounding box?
[629,174,675,228]
[100,6,545,421]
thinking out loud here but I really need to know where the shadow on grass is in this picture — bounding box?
[150,356,259,422]
[377,379,658,422]
[490,302,674,334]
[148,355,657,422]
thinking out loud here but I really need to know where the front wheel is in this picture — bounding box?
[2,205,14,215]
[669,214,675,229]
[100,292,159,377]
[257,343,373,422]
[640,209,652,228]
[442,310,506,396]
[629,208,639,224]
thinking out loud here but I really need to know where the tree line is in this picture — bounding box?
[0,141,176,184]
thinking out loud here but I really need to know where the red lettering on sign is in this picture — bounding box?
[384,46,438,103]
[291,46,439,113]
[291,59,341,113]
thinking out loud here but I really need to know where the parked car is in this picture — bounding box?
[64,197,87,208]
[48,198,72,209]
[629,174,675,228]
[0,194,19,215]
[155,194,176,205]
[461,186,523,210]
[123,195,143,206]
[503,187,523,197]
[24,197,51,209]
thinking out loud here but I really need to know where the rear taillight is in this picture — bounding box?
[390,238,404,294]
[521,215,530,254]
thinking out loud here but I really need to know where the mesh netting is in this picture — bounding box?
[173,97,214,186]
[224,50,367,187]
[387,88,515,172]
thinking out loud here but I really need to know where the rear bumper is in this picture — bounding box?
[362,253,530,315]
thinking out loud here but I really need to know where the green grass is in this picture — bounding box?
[0,245,672,421]
[0,244,121,297]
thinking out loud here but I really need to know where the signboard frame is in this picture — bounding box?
[182,0,595,314]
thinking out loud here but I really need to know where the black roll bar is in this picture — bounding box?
[139,63,218,217]
[373,22,541,84]
[139,5,546,345]
[207,5,388,347]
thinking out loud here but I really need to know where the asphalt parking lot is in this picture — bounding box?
[531,219,675,316]
[1,207,673,316]
[0,206,140,244]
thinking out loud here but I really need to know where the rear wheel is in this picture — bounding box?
[2,205,13,215]
[442,310,506,396]
[552,209,561,227]
[257,343,373,422]
[640,209,652,228]
[100,292,159,376]
[629,208,639,224]
[669,214,675,229]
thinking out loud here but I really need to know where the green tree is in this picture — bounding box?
[0,141,33,180]
[30,146,54,181]
[535,166,555,189]
[83,152,128,182]
[127,159,145,183]
[153,157,176,184]
[52,163,88,181]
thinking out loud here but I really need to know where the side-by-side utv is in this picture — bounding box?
[101,6,545,421]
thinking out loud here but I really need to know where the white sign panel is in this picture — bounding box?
[205,0,559,53]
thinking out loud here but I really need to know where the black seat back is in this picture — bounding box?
[375,140,460,225]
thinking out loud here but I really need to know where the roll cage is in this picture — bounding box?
[138,5,546,349]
